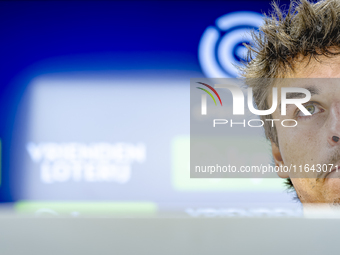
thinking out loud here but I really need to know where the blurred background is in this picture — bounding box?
[0,0,300,217]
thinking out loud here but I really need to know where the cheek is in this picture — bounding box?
[276,124,321,166]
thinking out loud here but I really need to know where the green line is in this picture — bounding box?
[196,87,217,105]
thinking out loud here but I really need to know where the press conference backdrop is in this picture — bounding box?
[0,0,300,216]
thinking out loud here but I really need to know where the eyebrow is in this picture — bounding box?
[285,86,320,99]
[278,86,320,111]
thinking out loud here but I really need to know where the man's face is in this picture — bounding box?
[272,55,340,203]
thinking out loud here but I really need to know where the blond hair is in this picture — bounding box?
[241,0,340,146]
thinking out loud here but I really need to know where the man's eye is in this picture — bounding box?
[306,105,315,114]
[297,103,322,117]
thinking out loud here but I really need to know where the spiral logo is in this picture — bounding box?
[198,11,264,78]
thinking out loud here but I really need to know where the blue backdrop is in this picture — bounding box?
[0,1,295,216]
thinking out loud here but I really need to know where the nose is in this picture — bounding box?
[328,103,340,146]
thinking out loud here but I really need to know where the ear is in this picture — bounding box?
[271,141,289,178]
